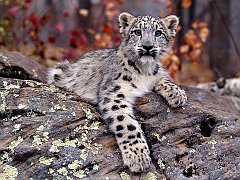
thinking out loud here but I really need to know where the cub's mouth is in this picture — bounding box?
[138,50,156,58]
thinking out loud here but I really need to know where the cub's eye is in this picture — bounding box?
[155,30,163,37]
[133,29,142,36]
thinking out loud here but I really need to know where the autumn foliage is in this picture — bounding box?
[0,0,210,82]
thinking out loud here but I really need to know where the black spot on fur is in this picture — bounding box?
[54,74,60,81]
[105,117,114,124]
[153,64,159,75]
[122,75,132,81]
[137,132,141,138]
[101,108,108,114]
[120,105,127,108]
[102,97,111,105]
[133,140,138,144]
[114,100,121,103]
[116,133,123,138]
[131,83,137,88]
[111,85,121,92]
[122,62,125,66]
[117,94,125,98]
[128,59,141,74]
[128,114,136,120]
[72,83,78,88]
[111,105,119,111]
[123,146,127,150]
[174,100,179,105]
[127,124,136,131]
[122,140,130,144]
[117,115,125,121]
[128,135,135,139]
[116,125,124,131]
[114,73,122,80]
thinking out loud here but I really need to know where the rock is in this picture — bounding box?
[0,51,240,179]
[197,77,240,98]
[0,50,47,83]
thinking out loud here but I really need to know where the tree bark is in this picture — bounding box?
[209,0,232,78]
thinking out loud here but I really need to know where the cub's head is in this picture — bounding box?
[119,12,179,64]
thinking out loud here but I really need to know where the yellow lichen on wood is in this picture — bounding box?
[39,156,54,166]
[8,136,23,152]
[49,138,80,153]
[119,171,131,180]
[0,165,18,180]
[157,159,166,170]
[140,172,157,180]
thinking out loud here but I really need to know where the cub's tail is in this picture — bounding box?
[47,60,70,84]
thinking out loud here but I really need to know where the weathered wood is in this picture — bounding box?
[0,51,240,179]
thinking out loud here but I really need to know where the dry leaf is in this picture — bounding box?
[180,45,190,54]
[181,0,192,9]
[79,9,89,17]
[189,49,201,61]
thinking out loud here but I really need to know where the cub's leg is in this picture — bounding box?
[154,77,187,107]
[99,90,151,172]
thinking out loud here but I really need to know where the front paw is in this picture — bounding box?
[166,87,187,107]
[120,141,151,172]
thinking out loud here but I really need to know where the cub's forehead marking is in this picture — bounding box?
[134,15,162,30]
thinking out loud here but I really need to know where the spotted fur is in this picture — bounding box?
[48,12,187,173]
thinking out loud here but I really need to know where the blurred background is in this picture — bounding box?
[0,0,240,84]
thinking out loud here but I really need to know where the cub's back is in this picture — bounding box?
[48,48,119,103]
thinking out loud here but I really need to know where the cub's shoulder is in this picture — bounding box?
[80,48,117,61]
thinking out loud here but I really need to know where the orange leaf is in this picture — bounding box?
[79,9,89,17]
[181,0,192,9]
[166,0,173,11]
[189,49,201,61]
[180,45,190,54]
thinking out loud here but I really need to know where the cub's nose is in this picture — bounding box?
[143,46,153,51]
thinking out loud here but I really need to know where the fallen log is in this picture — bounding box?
[0,51,239,180]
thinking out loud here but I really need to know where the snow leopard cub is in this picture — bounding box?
[48,12,187,172]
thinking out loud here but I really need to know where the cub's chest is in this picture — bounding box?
[130,74,158,97]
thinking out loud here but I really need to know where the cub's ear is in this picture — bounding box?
[118,12,136,37]
[163,15,179,37]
